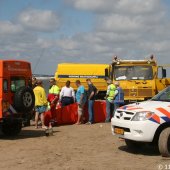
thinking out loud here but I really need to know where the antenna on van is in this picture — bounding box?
[33,48,45,74]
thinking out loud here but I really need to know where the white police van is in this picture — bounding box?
[111,86,170,157]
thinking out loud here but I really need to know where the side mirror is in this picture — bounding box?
[105,68,109,78]
[162,68,166,78]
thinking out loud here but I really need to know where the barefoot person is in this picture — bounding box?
[75,80,86,125]
[33,80,48,129]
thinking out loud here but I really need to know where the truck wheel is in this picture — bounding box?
[125,139,144,150]
[14,87,35,112]
[158,127,170,157]
[1,121,22,136]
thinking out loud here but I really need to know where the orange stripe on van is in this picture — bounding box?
[157,108,170,118]
[152,114,160,124]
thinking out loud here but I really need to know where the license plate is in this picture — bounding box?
[114,128,124,135]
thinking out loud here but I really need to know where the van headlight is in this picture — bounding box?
[131,111,154,121]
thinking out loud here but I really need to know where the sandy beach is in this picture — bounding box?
[0,123,169,170]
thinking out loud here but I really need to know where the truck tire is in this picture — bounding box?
[1,121,22,136]
[125,139,144,150]
[158,127,170,157]
[14,87,35,112]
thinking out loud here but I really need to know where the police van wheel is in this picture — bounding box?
[125,139,144,150]
[1,121,22,136]
[158,127,170,157]
[14,87,35,112]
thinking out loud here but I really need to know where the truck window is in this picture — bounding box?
[3,80,8,92]
[10,77,26,92]
[151,86,170,102]
[114,66,153,80]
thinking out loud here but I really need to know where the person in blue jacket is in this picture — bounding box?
[113,81,124,114]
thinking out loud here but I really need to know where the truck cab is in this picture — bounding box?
[0,60,35,135]
[105,56,170,103]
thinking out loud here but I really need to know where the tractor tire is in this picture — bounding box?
[14,87,35,112]
[158,127,170,157]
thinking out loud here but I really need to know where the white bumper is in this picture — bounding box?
[111,117,159,142]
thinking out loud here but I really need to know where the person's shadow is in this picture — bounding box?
[0,128,60,140]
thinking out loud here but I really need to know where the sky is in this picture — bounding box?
[0,0,170,75]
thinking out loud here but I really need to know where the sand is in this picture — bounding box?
[0,123,169,170]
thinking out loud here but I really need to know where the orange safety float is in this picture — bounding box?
[44,101,107,126]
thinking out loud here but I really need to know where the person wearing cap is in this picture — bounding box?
[114,81,124,112]
[33,80,48,129]
[105,79,116,122]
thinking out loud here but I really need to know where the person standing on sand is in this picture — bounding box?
[105,79,116,122]
[75,80,86,125]
[113,81,124,113]
[47,78,60,116]
[86,79,97,125]
[48,78,60,109]
[60,80,75,107]
[33,80,48,129]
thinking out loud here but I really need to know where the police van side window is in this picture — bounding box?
[3,80,8,92]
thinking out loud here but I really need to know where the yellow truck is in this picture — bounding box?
[105,55,170,103]
[55,63,109,98]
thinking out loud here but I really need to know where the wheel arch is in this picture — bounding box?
[152,122,170,144]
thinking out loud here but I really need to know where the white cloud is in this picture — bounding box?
[56,38,80,50]
[98,15,143,32]
[67,0,112,12]
[0,21,23,35]
[115,0,161,14]
[18,9,60,32]
[63,0,170,61]
[66,0,162,14]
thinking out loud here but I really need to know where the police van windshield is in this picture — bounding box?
[114,66,153,80]
[151,86,170,102]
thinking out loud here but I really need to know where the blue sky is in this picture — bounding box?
[0,0,170,74]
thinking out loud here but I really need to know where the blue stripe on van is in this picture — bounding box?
[161,116,170,122]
